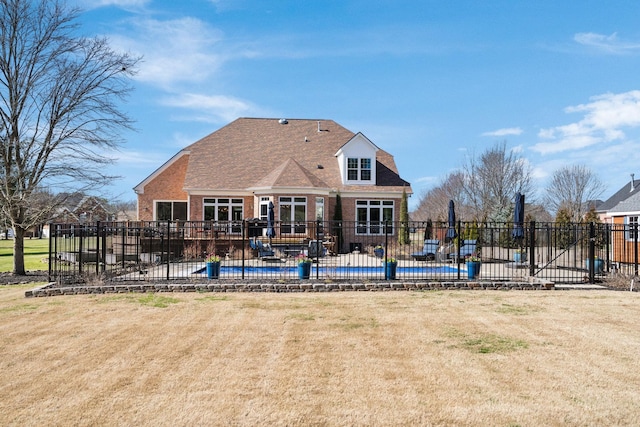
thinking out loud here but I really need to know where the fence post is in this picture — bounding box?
[166,220,171,280]
[120,224,126,270]
[635,222,638,277]
[48,223,53,282]
[529,221,535,277]
[315,219,321,279]
[456,220,461,280]
[384,220,389,280]
[95,221,101,277]
[588,222,595,284]
[78,224,84,275]
[241,220,246,280]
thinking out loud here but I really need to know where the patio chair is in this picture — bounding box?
[249,238,275,258]
[308,240,326,258]
[410,239,440,261]
[446,239,477,263]
[435,240,477,262]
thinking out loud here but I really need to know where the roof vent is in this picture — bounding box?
[632,174,635,192]
[278,118,288,124]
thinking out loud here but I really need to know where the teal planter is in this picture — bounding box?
[466,261,481,279]
[298,262,311,279]
[514,252,526,263]
[385,262,397,280]
[206,261,220,279]
[586,258,604,274]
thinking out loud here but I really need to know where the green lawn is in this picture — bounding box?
[0,238,50,272]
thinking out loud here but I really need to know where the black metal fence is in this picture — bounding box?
[47,220,637,285]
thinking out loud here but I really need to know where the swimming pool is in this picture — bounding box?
[193,265,461,278]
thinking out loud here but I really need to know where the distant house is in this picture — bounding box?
[134,118,412,239]
[597,175,640,223]
[597,175,640,264]
[54,196,114,223]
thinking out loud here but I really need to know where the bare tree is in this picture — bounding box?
[463,141,533,221]
[0,0,140,274]
[545,165,605,221]
[413,171,467,222]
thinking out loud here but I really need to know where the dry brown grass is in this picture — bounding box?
[1,286,639,426]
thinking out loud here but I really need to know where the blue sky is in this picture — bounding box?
[75,0,640,210]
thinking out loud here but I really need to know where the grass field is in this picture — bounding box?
[0,238,49,272]
[0,287,638,426]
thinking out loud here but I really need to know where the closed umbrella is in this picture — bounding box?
[424,219,433,241]
[266,201,276,245]
[511,192,525,240]
[445,200,457,243]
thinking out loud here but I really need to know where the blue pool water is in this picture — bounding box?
[194,265,460,275]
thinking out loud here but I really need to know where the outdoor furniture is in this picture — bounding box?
[411,239,440,261]
[249,239,275,258]
[435,240,477,262]
[308,240,326,258]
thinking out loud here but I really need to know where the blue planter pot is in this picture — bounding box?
[373,248,384,258]
[206,261,220,279]
[466,261,481,279]
[514,252,526,263]
[385,262,397,280]
[298,262,311,279]
[585,258,604,274]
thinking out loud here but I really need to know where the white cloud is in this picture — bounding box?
[574,32,640,54]
[532,91,640,154]
[105,148,168,165]
[161,93,257,123]
[481,127,523,137]
[108,17,227,88]
[79,0,149,10]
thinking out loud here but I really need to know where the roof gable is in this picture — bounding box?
[335,132,379,156]
[251,158,329,189]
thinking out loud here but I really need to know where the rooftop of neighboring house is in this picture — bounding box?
[597,175,640,213]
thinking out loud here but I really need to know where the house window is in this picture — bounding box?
[280,196,306,234]
[347,157,372,181]
[156,201,187,221]
[259,197,270,221]
[316,197,324,221]
[626,216,639,241]
[356,200,394,235]
[203,198,244,233]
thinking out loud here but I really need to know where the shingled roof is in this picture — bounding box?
[180,118,410,193]
[597,178,640,212]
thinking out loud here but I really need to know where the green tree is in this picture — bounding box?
[398,188,410,245]
[0,0,139,274]
[332,193,344,253]
[555,208,575,249]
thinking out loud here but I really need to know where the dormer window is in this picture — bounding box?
[335,133,378,185]
[347,157,372,181]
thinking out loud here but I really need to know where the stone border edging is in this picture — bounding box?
[25,280,556,297]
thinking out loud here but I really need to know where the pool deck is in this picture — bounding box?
[108,251,592,286]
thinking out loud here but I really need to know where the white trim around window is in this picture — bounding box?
[355,200,394,235]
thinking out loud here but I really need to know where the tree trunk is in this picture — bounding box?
[13,227,26,275]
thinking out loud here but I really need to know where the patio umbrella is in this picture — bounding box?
[424,219,433,241]
[511,192,525,240]
[445,200,457,243]
[266,201,276,245]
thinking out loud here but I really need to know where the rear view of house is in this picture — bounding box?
[134,118,412,249]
